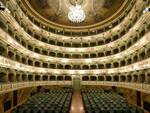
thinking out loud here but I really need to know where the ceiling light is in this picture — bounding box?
[0,2,5,11]
[143,7,150,13]
[68,4,86,23]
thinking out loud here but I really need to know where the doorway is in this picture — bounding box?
[73,76,81,90]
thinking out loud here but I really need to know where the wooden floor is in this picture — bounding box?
[70,90,85,113]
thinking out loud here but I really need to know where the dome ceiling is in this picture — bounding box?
[27,0,126,27]
[21,0,131,35]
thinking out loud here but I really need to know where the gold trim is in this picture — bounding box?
[22,0,130,31]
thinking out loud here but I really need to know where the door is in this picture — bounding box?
[73,76,81,90]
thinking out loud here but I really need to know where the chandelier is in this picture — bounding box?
[68,4,86,23]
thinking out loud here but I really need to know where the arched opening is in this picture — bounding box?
[113,62,119,68]
[16,74,21,82]
[57,41,63,46]
[28,59,33,66]
[105,38,111,43]
[72,54,81,58]
[65,65,72,69]
[90,53,96,58]
[90,65,97,69]
[8,73,14,82]
[49,40,55,45]
[28,75,33,81]
[98,64,104,69]
[120,60,126,66]
[21,40,26,47]
[49,76,56,81]
[49,64,56,68]
[90,42,96,46]
[133,36,138,43]
[64,54,71,58]
[28,45,33,51]
[147,48,150,57]
[34,34,40,40]
[139,74,145,83]
[98,40,104,45]
[82,76,89,81]
[113,49,119,54]
[35,61,40,67]
[0,45,6,56]
[15,54,20,62]
[90,76,97,81]
[83,54,89,58]
[139,51,146,60]
[82,43,89,47]
[106,63,111,68]
[127,58,132,65]
[34,48,40,53]
[43,63,48,68]
[35,75,41,81]
[73,65,80,70]
[82,65,89,70]
[133,75,138,82]
[22,74,27,81]
[120,76,126,82]
[8,51,14,59]
[106,51,111,56]
[113,76,119,82]
[133,55,138,63]
[98,76,104,81]
[57,64,63,69]
[43,75,48,81]
[120,45,125,51]
[127,75,132,82]
[41,38,48,43]
[0,72,6,83]
[64,43,71,47]
[42,50,48,55]
[98,52,104,57]
[65,76,72,81]
[106,76,112,81]
[127,41,131,48]
[57,76,64,81]
[57,53,63,57]
[147,73,150,83]
[113,35,119,40]
[49,52,56,57]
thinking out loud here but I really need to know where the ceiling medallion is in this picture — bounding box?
[68,4,86,23]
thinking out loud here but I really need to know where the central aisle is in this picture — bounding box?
[70,90,85,113]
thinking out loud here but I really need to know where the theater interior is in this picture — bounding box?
[0,0,150,113]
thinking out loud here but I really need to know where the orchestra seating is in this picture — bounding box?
[81,88,144,113]
[12,88,73,113]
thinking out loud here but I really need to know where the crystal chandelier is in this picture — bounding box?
[68,4,86,23]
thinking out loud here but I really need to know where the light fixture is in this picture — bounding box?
[143,7,150,13]
[0,2,10,13]
[68,4,86,23]
[0,2,5,11]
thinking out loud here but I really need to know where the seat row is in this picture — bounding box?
[81,88,144,113]
[12,88,73,113]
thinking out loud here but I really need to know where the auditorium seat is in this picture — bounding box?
[12,88,73,113]
[81,88,144,113]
